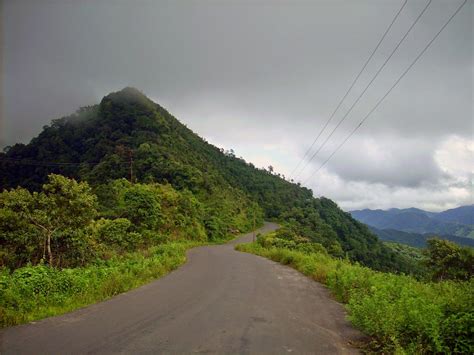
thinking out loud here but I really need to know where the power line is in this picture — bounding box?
[289,0,408,179]
[294,0,433,181]
[0,158,89,167]
[303,0,468,185]
[0,157,129,167]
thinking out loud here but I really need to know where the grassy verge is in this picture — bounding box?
[236,242,473,354]
[0,241,204,327]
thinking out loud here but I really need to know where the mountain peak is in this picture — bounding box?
[108,86,147,98]
[101,87,154,110]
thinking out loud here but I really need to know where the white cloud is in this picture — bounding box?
[303,135,473,211]
[435,135,473,179]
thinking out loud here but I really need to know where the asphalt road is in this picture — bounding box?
[0,222,363,354]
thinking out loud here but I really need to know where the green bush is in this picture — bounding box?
[93,218,143,250]
[122,184,162,231]
[257,229,328,256]
[424,238,474,281]
[95,179,224,241]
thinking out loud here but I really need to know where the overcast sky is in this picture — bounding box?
[2,0,473,211]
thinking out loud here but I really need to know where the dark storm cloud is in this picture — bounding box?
[2,0,472,210]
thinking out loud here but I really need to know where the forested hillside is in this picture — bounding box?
[1,87,407,272]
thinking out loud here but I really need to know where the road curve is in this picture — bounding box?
[0,222,363,354]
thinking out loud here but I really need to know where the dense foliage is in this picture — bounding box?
[0,87,408,272]
[0,174,259,270]
[278,199,418,272]
[0,175,97,268]
[423,239,474,282]
[384,241,426,263]
[237,232,474,353]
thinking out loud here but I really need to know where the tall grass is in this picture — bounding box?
[0,242,201,327]
[236,243,474,353]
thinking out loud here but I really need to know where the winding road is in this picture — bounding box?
[0,222,363,354]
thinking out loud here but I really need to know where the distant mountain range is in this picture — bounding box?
[350,206,474,248]
[368,226,474,249]
[434,205,474,225]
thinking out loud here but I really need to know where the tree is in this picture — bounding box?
[0,188,41,267]
[0,174,97,267]
[122,185,161,231]
[99,181,163,232]
[424,238,474,281]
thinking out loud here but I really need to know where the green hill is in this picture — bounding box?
[0,87,409,272]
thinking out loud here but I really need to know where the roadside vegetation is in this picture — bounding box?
[0,174,262,327]
[0,242,197,326]
[237,229,474,353]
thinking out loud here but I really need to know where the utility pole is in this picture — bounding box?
[252,211,256,242]
[129,149,134,184]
